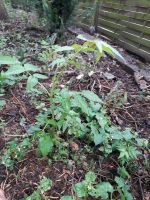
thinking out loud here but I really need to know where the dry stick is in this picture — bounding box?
[138,178,144,200]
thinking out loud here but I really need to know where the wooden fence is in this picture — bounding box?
[73,0,150,62]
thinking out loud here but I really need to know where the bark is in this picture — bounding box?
[0,0,9,21]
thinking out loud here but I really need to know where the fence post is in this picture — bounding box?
[94,0,100,32]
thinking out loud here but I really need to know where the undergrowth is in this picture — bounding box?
[0,34,149,200]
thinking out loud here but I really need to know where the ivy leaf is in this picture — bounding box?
[26,75,38,92]
[38,135,53,157]
[81,90,102,103]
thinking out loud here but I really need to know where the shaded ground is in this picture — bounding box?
[0,20,150,200]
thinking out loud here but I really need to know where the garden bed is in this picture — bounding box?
[0,20,150,200]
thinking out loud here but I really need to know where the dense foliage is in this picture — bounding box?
[10,0,76,31]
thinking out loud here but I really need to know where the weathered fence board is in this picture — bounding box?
[74,0,150,62]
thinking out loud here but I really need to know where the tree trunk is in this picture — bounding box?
[0,0,9,21]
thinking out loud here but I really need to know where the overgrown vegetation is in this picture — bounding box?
[0,1,149,200]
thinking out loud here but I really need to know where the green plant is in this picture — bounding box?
[29,88,147,167]
[0,54,48,108]
[1,138,31,169]
[61,196,73,200]
[23,177,52,200]
[115,176,133,200]
[73,171,113,199]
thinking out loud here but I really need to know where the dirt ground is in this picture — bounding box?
[0,20,150,200]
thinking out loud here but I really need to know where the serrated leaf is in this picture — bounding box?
[38,135,53,157]
[81,90,102,103]
[96,113,108,129]
[0,55,20,65]
[26,75,38,91]
[91,123,104,145]
[73,94,89,116]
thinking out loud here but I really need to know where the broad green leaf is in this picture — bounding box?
[61,196,73,200]
[96,113,108,129]
[115,176,126,188]
[122,129,134,140]
[77,34,126,63]
[51,57,66,67]
[108,126,123,140]
[85,171,96,183]
[0,55,20,65]
[26,75,38,91]
[91,122,104,145]
[33,73,48,79]
[95,39,102,53]
[94,182,113,199]
[94,132,104,145]
[118,167,130,179]
[136,138,148,148]
[54,46,73,52]
[101,41,126,63]
[73,181,87,198]
[5,64,25,75]
[73,94,90,116]
[38,177,52,192]
[81,90,102,103]
[38,135,53,157]
[24,63,39,72]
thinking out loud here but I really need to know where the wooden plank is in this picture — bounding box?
[104,0,150,7]
[97,26,119,40]
[102,2,150,13]
[118,39,150,62]
[99,10,128,20]
[98,18,125,31]
[121,31,150,49]
[122,20,150,35]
